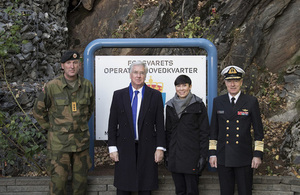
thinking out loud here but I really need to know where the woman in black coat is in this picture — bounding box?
[165,75,210,195]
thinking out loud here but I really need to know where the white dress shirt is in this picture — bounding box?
[228,91,241,104]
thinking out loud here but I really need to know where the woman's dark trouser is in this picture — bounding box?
[171,172,199,195]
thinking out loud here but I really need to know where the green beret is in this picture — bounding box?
[61,50,80,63]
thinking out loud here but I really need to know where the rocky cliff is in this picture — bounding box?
[68,0,299,72]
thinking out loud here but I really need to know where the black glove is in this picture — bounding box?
[197,156,206,176]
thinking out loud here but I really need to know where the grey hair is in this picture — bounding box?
[129,60,148,75]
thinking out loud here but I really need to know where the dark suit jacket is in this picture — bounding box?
[209,93,264,167]
[108,84,166,191]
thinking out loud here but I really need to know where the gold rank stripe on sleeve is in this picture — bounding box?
[209,140,217,150]
[254,140,264,152]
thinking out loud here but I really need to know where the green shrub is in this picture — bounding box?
[0,111,47,175]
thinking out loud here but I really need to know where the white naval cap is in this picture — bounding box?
[221,65,245,80]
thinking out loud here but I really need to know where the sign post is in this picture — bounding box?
[83,38,218,169]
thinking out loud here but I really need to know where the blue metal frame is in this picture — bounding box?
[83,38,218,169]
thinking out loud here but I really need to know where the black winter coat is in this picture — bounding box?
[108,85,166,191]
[166,95,210,175]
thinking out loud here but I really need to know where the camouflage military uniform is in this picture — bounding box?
[33,74,94,195]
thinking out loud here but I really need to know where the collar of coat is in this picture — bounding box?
[165,93,203,108]
[129,83,146,101]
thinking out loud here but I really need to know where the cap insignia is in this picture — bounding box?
[228,67,237,74]
[73,53,77,58]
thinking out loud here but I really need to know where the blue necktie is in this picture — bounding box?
[132,90,139,139]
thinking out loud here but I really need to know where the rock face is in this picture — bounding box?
[214,0,300,73]
[0,0,71,117]
[281,120,300,164]
[67,0,300,74]
[279,64,300,164]
[0,0,69,82]
[270,65,300,123]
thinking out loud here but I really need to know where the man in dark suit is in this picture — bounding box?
[108,61,166,195]
[209,65,264,195]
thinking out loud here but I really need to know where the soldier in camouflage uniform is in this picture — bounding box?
[33,50,95,195]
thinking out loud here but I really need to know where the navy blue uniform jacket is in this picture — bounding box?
[209,93,264,167]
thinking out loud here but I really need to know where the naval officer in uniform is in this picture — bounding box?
[209,65,264,195]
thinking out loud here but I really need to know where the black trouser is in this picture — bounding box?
[217,164,253,195]
[171,172,199,195]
